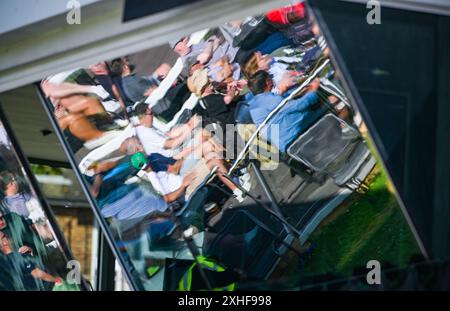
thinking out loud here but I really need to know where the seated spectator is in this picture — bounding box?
[0,172,50,241]
[0,172,30,218]
[266,2,307,25]
[0,208,47,261]
[0,230,61,290]
[172,34,239,74]
[131,149,244,202]
[187,69,243,150]
[208,55,243,83]
[243,51,302,94]
[266,2,314,46]
[130,152,195,203]
[132,102,213,161]
[247,70,325,152]
[41,79,121,113]
[110,57,158,105]
[41,80,124,149]
[88,61,116,100]
[188,68,240,107]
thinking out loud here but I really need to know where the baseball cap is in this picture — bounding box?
[130,152,148,170]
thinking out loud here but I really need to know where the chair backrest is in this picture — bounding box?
[287,113,360,172]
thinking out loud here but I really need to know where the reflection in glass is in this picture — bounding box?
[0,121,80,291]
[40,0,421,290]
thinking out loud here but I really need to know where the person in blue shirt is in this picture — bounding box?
[246,70,325,152]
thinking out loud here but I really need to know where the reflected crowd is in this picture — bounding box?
[40,2,371,290]
[0,123,78,290]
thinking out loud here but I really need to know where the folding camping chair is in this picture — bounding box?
[286,113,372,189]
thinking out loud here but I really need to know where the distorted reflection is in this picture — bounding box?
[0,122,80,291]
[40,1,420,290]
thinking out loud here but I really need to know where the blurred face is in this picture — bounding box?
[0,231,12,255]
[174,38,191,56]
[256,52,272,71]
[217,62,233,82]
[0,212,7,230]
[120,137,144,155]
[4,176,19,195]
[89,62,108,75]
[153,63,172,81]
[140,108,154,128]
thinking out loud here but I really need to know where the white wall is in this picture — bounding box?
[0,0,99,35]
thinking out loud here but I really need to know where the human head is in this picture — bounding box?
[172,37,191,56]
[247,70,273,95]
[255,52,272,71]
[152,63,172,81]
[187,69,210,96]
[209,59,234,83]
[133,102,154,128]
[110,57,134,77]
[0,229,12,255]
[243,52,272,79]
[0,209,7,230]
[242,53,259,79]
[88,62,108,75]
[187,58,203,76]
[120,137,144,155]
[0,172,19,196]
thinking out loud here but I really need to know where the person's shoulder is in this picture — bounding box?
[204,93,222,100]
[254,92,281,102]
[137,125,156,134]
[157,171,181,182]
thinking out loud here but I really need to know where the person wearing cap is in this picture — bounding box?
[187,69,240,143]
[130,152,195,203]
[129,144,245,202]
[187,68,240,105]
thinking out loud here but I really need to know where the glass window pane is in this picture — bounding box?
[0,115,83,291]
[39,0,421,290]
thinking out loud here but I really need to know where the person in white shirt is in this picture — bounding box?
[133,102,205,159]
[130,152,195,203]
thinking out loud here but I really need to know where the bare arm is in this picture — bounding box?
[161,173,194,202]
[42,81,93,98]
[31,268,57,283]
[196,36,221,64]
[164,116,200,149]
